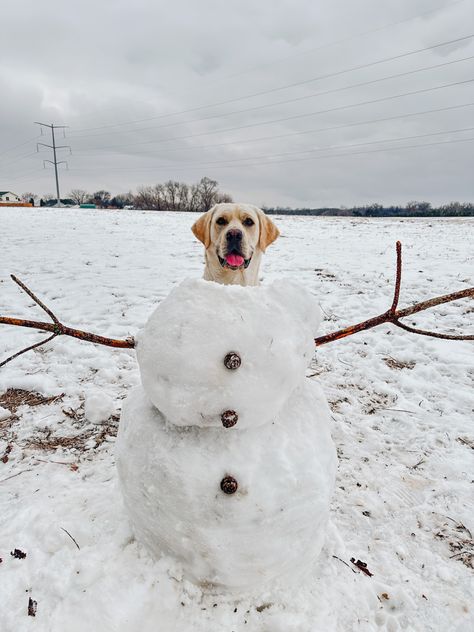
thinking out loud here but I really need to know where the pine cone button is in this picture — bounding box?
[221,410,238,428]
[224,352,241,370]
[220,476,238,495]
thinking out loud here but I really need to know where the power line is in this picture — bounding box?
[20,136,474,187]
[72,101,474,158]
[8,166,50,183]
[212,0,469,84]
[0,151,38,170]
[67,0,467,128]
[66,135,474,179]
[69,128,474,173]
[0,136,41,159]
[71,54,474,140]
[72,78,474,152]
[34,123,71,206]
[166,126,474,168]
[207,136,474,171]
[71,32,474,135]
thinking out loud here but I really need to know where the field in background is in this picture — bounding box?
[0,209,472,632]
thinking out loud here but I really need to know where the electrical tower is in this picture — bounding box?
[34,122,71,207]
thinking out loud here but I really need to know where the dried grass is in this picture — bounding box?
[383,356,416,370]
[0,388,63,413]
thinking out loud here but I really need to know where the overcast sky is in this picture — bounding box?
[1,0,473,207]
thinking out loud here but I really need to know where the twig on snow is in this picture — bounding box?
[0,468,33,484]
[0,242,472,367]
[332,555,358,573]
[315,242,473,346]
[0,332,57,368]
[60,527,80,550]
[0,274,135,367]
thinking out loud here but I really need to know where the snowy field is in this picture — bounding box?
[0,208,472,632]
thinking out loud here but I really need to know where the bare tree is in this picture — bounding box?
[195,177,233,211]
[177,182,189,211]
[134,178,232,211]
[69,189,89,205]
[91,190,111,208]
[21,192,38,205]
[135,185,164,210]
[188,183,201,212]
[163,180,181,211]
[135,186,153,209]
[406,201,432,213]
[197,177,219,211]
[214,192,233,204]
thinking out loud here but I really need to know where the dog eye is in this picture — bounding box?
[216,217,228,226]
[243,217,254,226]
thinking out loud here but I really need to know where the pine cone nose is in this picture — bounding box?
[220,476,238,494]
[224,352,241,370]
[221,410,238,428]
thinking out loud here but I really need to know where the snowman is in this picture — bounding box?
[116,278,337,592]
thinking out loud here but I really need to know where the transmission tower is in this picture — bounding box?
[34,122,71,207]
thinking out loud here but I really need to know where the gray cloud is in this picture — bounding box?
[1,0,473,206]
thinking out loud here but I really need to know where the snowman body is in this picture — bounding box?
[116,279,337,592]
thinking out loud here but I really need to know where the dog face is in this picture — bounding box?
[192,203,280,285]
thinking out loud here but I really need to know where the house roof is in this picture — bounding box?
[0,191,19,196]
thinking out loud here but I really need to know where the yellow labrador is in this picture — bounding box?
[192,203,280,286]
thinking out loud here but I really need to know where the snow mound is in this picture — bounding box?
[116,381,336,592]
[136,278,320,428]
[84,389,115,424]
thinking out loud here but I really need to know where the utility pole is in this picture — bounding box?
[34,122,71,207]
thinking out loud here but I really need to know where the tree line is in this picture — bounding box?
[263,201,474,217]
[19,185,474,216]
[21,177,232,212]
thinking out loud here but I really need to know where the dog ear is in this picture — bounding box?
[258,212,280,252]
[192,210,213,249]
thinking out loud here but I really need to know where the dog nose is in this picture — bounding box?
[226,229,242,248]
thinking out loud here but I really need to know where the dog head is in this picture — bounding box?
[192,204,280,278]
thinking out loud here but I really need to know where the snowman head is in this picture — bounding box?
[192,203,280,286]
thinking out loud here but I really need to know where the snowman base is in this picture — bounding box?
[116,381,336,593]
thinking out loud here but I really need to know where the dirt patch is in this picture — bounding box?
[24,419,118,453]
[383,356,416,370]
[0,389,63,413]
[314,268,337,279]
[434,516,473,569]
[328,396,350,413]
[0,414,16,436]
[361,390,397,415]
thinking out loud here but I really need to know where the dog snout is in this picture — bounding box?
[226,229,243,250]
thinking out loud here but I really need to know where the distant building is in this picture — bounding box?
[0,191,21,203]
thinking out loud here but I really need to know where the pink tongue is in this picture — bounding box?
[226,253,244,267]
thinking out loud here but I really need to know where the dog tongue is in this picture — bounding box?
[226,253,245,267]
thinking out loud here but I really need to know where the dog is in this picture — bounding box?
[191,203,280,286]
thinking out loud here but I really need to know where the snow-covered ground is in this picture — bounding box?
[0,208,472,632]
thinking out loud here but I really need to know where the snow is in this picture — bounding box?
[0,406,11,421]
[84,389,116,425]
[119,362,334,590]
[0,208,473,631]
[136,278,320,428]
